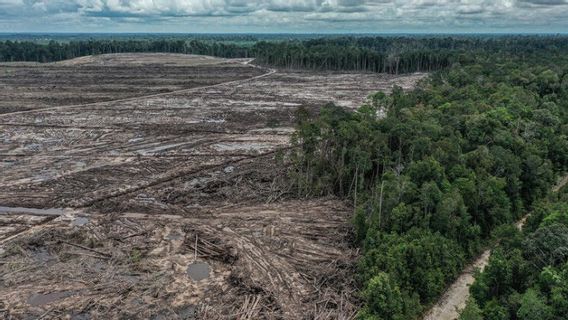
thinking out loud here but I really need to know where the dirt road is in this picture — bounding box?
[423,174,568,320]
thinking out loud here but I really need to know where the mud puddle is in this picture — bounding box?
[187,262,210,281]
[33,247,53,263]
[177,305,197,318]
[0,206,68,216]
[27,291,75,306]
[165,231,183,240]
[72,217,90,226]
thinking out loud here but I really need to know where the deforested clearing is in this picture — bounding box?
[0,53,424,319]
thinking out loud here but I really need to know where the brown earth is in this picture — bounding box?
[0,53,260,115]
[0,53,425,319]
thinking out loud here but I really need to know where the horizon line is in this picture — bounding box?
[2,31,568,35]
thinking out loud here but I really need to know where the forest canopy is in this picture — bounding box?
[460,185,568,320]
[2,35,568,74]
[288,36,568,319]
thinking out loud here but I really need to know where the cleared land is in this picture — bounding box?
[0,53,259,115]
[0,53,425,319]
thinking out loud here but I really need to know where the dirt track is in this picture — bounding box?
[0,53,425,319]
[0,54,262,115]
[423,174,568,320]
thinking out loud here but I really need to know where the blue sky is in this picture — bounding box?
[1,0,567,33]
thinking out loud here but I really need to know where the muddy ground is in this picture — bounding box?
[0,53,425,319]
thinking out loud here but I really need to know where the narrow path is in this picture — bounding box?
[423,174,568,320]
[553,175,568,193]
[0,59,275,118]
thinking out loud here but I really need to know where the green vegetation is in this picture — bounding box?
[461,185,568,320]
[4,35,568,75]
[0,39,253,62]
[290,38,568,318]
[252,37,454,73]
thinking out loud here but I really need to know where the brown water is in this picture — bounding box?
[187,262,210,281]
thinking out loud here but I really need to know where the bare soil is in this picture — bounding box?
[0,53,425,319]
[0,53,260,115]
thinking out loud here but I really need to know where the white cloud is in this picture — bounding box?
[1,0,568,32]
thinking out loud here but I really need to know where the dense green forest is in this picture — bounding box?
[252,36,568,73]
[0,39,253,62]
[289,39,568,318]
[460,184,568,320]
[3,36,568,74]
[252,38,454,73]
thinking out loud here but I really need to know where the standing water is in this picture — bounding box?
[0,206,68,216]
[72,217,90,226]
[187,262,210,281]
[27,291,75,306]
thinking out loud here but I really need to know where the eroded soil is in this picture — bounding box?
[0,53,425,319]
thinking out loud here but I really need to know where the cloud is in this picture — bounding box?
[1,0,568,33]
[518,0,568,5]
[457,4,485,14]
[78,0,238,17]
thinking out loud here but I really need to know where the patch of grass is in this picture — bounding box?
[129,248,142,264]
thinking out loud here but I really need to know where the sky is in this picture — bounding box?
[1,0,567,34]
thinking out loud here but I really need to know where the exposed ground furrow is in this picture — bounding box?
[74,148,290,209]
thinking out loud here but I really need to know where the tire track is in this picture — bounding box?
[0,60,279,190]
[74,146,294,208]
[0,59,275,118]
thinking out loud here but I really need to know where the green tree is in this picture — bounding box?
[361,272,404,320]
[459,299,483,320]
[482,299,508,320]
[517,289,553,320]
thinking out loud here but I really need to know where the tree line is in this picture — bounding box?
[0,39,253,63]
[3,36,568,75]
[289,38,568,318]
[251,36,568,74]
[252,40,453,74]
